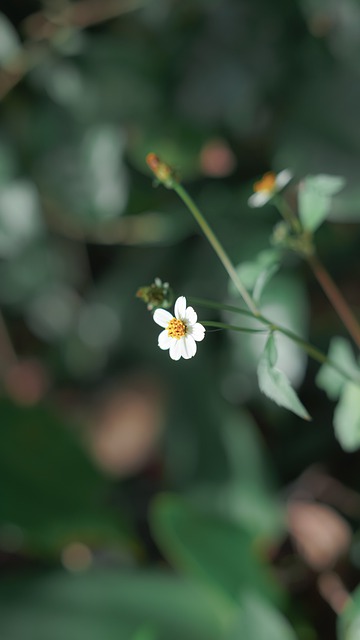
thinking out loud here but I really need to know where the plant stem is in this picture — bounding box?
[173,183,260,317]
[307,254,360,350]
[202,320,267,334]
[274,195,302,234]
[190,296,359,383]
[274,195,360,350]
[0,311,17,377]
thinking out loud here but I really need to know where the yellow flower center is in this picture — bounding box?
[167,318,186,339]
[253,172,276,194]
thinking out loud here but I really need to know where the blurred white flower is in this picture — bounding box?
[248,169,293,208]
[153,296,205,361]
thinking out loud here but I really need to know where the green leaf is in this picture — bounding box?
[226,593,297,640]
[338,583,360,640]
[298,174,345,232]
[257,334,311,420]
[0,399,129,555]
[0,571,229,640]
[234,249,281,303]
[334,382,360,452]
[0,180,43,257]
[150,494,281,604]
[207,411,284,539]
[316,337,358,400]
[0,13,21,66]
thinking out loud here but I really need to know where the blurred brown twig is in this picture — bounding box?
[0,0,151,102]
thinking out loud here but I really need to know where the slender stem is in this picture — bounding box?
[173,183,260,317]
[274,195,360,350]
[202,320,268,334]
[190,296,359,383]
[308,254,360,350]
[0,0,150,102]
[0,311,18,377]
[274,196,302,234]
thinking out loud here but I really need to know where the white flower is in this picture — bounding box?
[153,296,205,361]
[248,169,293,208]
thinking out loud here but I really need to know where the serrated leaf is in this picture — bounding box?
[257,334,310,420]
[316,337,358,400]
[334,382,360,452]
[0,13,21,66]
[299,174,345,232]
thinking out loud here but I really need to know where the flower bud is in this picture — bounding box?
[136,278,174,311]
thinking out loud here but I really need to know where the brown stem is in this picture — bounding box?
[307,254,360,350]
[0,0,149,102]
[0,311,18,377]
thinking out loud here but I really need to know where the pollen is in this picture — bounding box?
[253,172,276,193]
[167,318,187,339]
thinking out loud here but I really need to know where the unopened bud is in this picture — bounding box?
[146,153,178,188]
[136,277,174,311]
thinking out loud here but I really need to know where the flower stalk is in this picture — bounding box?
[190,296,360,384]
[173,183,260,317]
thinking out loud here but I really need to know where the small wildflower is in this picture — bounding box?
[153,296,205,361]
[136,278,173,311]
[248,169,293,208]
[146,153,178,189]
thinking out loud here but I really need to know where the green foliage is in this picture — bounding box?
[1,1,360,638]
[298,175,346,232]
[317,338,360,450]
[334,382,360,452]
[235,249,281,303]
[0,571,228,640]
[338,584,360,640]
[0,400,129,555]
[0,12,20,65]
[257,334,310,420]
[150,494,281,604]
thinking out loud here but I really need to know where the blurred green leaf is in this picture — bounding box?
[150,494,281,604]
[234,249,281,304]
[316,337,358,400]
[334,382,360,452]
[257,334,310,420]
[0,570,230,640]
[226,593,296,640]
[338,583,360,640]
[0,13,21,66]
[298,174,345,232]
[0,180,43,257]
[0,400,128,555]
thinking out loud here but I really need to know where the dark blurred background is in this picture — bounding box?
[0,1,360,639]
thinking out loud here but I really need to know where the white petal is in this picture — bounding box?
[169,339,183,361]
[174,296,186,320]
[190,322,206,341]
[153,308,173,328]
[158,330,173,350]
[247,192,271,208]
[181,335,197,359]
[185,306,197,325]
[275,169,293,190]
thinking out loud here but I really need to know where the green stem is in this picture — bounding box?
[190,296,358,384]
[274,195,302,234]
[173,183,260,317]
[202,320,268,334]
